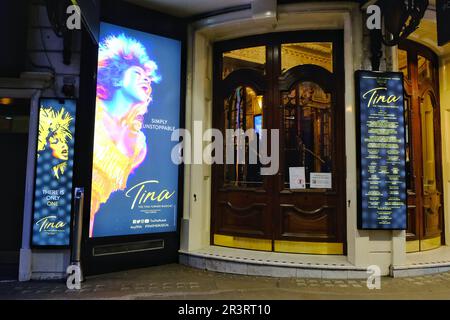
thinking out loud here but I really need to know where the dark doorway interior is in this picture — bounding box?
[0,98,29,280]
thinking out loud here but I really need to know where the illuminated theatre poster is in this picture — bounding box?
[356,71,407,230]
[90,22,181,238]
[31,99,77,247]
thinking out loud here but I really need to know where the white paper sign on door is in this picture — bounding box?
[289,167,306,189]
[310,172,332,189]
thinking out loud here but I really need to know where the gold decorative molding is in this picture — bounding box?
[274,240,343,255]
[223,46,266,65]
[406,240,420,253]
[406,236,441,252]
[222,43,334,73]
[420,236,441,251]
[214,234,344,255]
[214,234,272,251]
[282,43,333,73]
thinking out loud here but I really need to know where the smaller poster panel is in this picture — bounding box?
[31,98,77,247]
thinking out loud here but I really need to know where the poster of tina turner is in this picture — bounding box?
[90,22,181,238]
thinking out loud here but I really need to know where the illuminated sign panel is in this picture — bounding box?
[31,98,77,247]
[90,22,181,238]
[356,71,407,230]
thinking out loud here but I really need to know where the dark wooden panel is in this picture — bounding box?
[406,197,418,240]
[217,200,268,237]
[423,192,443,238]
[279,203,337,241]
[400,40,445,248]
[274,31,346,247]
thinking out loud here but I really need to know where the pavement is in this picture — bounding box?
[1,264,450,300]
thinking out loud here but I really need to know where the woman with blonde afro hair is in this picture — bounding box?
[90,33,160,237]
[37,107,73,179]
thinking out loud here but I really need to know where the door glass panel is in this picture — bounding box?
[421,93,437,193]
[222,46,266,79]
[398,49,409,79]
[282,81,332,188]
[418,55,434,84]
[224,86,264,187]
[281,42,333,74]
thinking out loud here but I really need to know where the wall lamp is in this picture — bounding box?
[369,0,429,70]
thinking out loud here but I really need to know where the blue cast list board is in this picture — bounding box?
[356,71,407,230]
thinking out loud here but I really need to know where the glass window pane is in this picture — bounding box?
[222,46,266,79]
[404,98,414,191]
[421,93,436,193]
[282,81,332,188]
[224,86,264,187]
[281,42,333,74]
[418,55,434,84]
[398,49,409,79]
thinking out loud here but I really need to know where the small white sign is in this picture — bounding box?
[310,172,332,189]
[289,167,306,189]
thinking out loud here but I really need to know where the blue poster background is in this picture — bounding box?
[31,99,76,246]
[357,71,407,230]
[92,22,181,238]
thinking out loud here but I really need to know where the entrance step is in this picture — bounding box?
[391,246,450,277]
[179,246,368,279]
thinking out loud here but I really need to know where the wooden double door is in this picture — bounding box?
[211,31,347,254]
[399,41,445,252]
